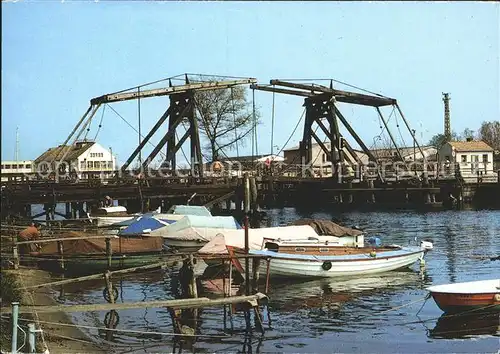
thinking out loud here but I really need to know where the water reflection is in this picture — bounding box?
[50,210,500,352]
[269,270,426,312]
[429,311,500,339]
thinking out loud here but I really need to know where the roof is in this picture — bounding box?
[35,141,95,163]
[448,141,494,152]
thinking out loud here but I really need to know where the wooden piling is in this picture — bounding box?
[104,272,115,304]
[251,258,261,293]
[12,246,19,270]
[188,255,198,299]
[65,203,71,219]
[105,237,112,268]
[57,241,65,271]
[249,176,258,214]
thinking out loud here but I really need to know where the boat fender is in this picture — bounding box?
[369,250,377,258]
[322,261,332,271]
[494,294,500,302]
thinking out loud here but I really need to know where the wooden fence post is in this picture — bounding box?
[12,246,19,270]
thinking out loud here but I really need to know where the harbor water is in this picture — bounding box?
[45,209,499,353]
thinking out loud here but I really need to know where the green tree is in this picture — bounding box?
[428,132,459,149]
[194,84,259,161]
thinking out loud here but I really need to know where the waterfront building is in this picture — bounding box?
[0,160,34,182]
[438,139,496,182]
[34,140,116,180]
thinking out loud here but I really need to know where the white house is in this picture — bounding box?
[34,140,116,179]
[438,140,495,181]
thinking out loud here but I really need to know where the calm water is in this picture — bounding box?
[46,209,499,353]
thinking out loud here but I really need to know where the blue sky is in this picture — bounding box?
[2,1,499,165]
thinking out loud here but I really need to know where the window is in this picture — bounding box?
[0,165,4,169]
[322,154,326,163]
[11,164,18,169]
[482,154,488,163]
[107,161,113,169]
[4,164,11,169]
[25,164,32,169]
[80,161,86,169]
[87,161,93,169]
[472,155,479,162]
[461,155,467,163]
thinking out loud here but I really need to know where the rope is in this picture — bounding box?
[370,294,430,316]
[274,108,306,157]
[13,316,230,338]
[16,275,49,352]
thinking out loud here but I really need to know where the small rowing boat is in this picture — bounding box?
[230,238,430,279]
[427,279,500,313]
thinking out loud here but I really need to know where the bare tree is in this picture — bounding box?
[478,121,500,150]
[194,85,259,161]
[460,128,476,141]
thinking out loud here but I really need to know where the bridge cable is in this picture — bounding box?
[271,87,275,156]
[230,87,239,158]
[106,104,166,159]
[93,105,106,141]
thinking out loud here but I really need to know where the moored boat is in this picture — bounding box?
[149,215,241,252]
[427,279,500,313]
[87,206,139,227]
[29,231,166,273]
[230,238,430,278]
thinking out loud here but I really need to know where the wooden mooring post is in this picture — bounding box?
[105,237,112,268]
[57,241,65,271]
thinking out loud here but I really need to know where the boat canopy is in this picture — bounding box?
[30,231,163,256]
[198,225,319,255]
[292,219,363,237]
[166,205,212,217]
[118,216,180,236]
[149,215,241,242]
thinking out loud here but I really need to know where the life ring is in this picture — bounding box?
[322,261,332,271]
[494,293,500,302]
[103,286,119,303]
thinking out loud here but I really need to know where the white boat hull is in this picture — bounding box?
[240,248,425,278]
[163,237,207,252]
